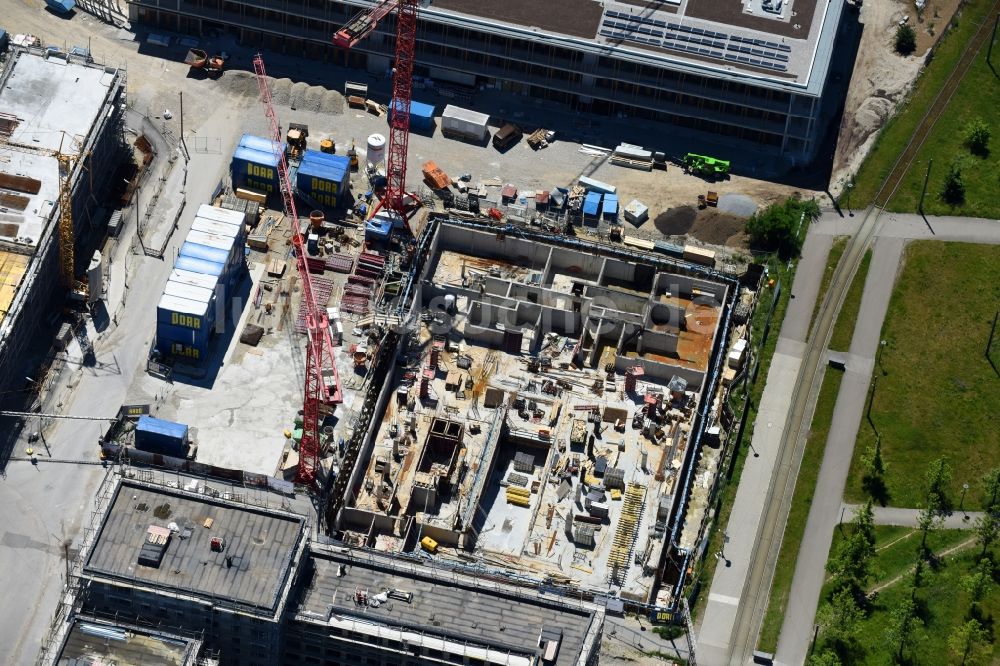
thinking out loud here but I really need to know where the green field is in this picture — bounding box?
[850,1,1000,218]
[844,242,1000,509]
[812,526,1000,664]
[828,249,872,352]
[808,236,849,341]
[758,366,845,652]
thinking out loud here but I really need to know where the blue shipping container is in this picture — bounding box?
[390,98,434,131]
[45,0,75,12]
[174,255,225,279]
[180,241,230,266]
[157,293,214,332]
[162,339,208,363]
[603,194,619,219]
[157,320,211,346]
[239,134,285,155]
[297,162,348,206]
[583,192,602,216]
[301,150,351,170]
[231,146,279,195]
[135,416,190,457]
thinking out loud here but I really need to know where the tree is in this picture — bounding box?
[895,24,917,55]
[827,530,877,593]
[948,619,989,665]
[964,118,991,156]
[961,557,993,612]
[807,649,842,666]
[817,588,865,645]
[982,466,1000,513]
[745,196,816,259]
[924,457,952,508]
[974,512,999,558]
[941,161,966,205]
[884,596,924,662]
[861,441,888,503]
[916,496,942,557]
[854,499,877,551]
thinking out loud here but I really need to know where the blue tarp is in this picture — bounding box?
[46,0,75,12]
[365,217,392,240]
[603,194,619,218]
[583,192,602,216]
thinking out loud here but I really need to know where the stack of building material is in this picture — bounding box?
[607,483,646,584]
[610,143,653,171]
[582,192,602,221]
[506,485,531,507]
[513,451,535,473]
[325,254,354,273]
[624,199,649,227]
[295,277,335,333]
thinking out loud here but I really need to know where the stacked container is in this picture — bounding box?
[155,204,247,362]
[230,134,285,197]
[297,150,351,209]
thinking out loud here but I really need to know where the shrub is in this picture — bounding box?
[940,161,965,205]
[964,118,991,156]
[895,24,917,55]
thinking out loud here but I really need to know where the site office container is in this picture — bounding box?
[169,267,219,292]
[135,415,190,457]
[239,133,286,155]
[390,98,435,132]
[195,204,247,233]
[186,229,241,285]
[297,161,348,209]
[441,105,490,142]
[231,145,280,196]
[157,292,215,336]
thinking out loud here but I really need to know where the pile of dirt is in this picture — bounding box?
[689,209,748,248]
[653,206,697,235]
[219,71,258,98]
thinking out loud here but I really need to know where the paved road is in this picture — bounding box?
[774,213,1000,666]
[697,222,836,663]
[0,113,230,666]
[841,504,986,529]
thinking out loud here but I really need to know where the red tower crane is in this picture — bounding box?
[334,0,420,232]
[252,54,343,487]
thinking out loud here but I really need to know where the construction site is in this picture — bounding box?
[0,46,128,394]
[0,1,770,663]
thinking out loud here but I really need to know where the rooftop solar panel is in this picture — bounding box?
[779,44,791,52]
[725,54,739,61]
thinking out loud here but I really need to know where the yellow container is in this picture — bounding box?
[507,494,530,507]
[505,485,530,497]
[610,489,622,501]
[420,536,438,553]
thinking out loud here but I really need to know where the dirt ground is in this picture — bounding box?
[830,0,962,192]
[647,206,749,249]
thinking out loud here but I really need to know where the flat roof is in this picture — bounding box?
[426,0,844,91]
[300,547,599,666]
[0,51,116,249]
[56,617,199,665]
[83,480,306,613]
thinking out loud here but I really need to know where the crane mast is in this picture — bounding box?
[335,0,420,232]
[252,55,342,487]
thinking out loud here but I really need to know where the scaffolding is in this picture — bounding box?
[607,483,646,585]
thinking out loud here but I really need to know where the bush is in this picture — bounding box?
[653,624,685,640]
[964,118,991,156]
[895,24,917,55]
[940,161,966,205]
[745,196,818,259]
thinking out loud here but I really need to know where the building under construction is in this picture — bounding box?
[128,0,847,162]
[335,220,740,611]
[0,47,128,392]
[41,469,604,666]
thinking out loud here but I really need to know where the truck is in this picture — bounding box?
[441,105,490,143]
[184,48,225,76]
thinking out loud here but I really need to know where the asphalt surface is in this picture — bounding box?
[841,504,986,529]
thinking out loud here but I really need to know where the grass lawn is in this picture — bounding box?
[690,257,795,622]
[812,526,1000,664]
[758,366,845,652]
[845,242,1000,509]
[808,236,849,342]
[828,249,872,352]
[850,1,999,215]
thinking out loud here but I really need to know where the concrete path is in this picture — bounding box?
[841,503,986,529]
[814,211,1000,244]
[697,225,833,664]
[774,234,904,665]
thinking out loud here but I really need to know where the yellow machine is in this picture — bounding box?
[420,536,438,553]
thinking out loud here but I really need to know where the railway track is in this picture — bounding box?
[726,5,1000,663]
